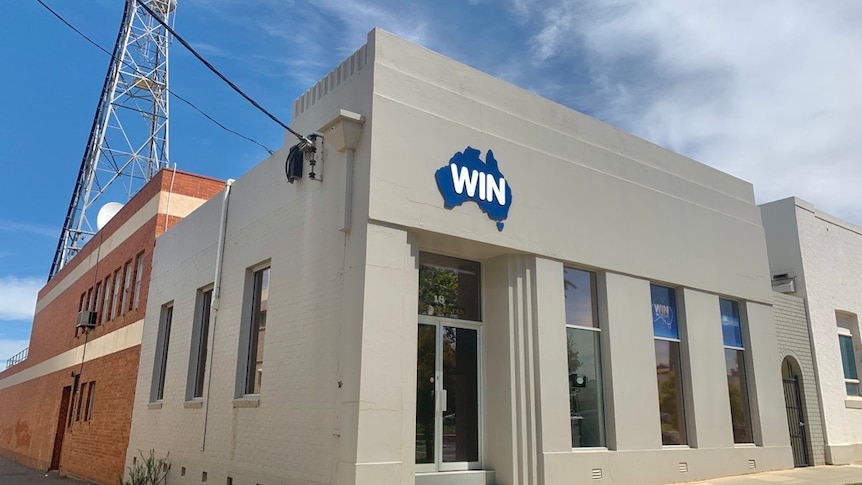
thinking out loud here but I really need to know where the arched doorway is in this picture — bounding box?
[781,356,810,467]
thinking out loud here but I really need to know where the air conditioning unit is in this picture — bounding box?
[76,310,98,330]
[771,271,797,294]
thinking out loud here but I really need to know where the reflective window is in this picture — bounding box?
[415,324,436,464]
[720,299,752,443]
[840,334,859,396]
[418,253,480,321]
[244,267,269,395]
[132,253,145,310]
[651,284,687,445]
[838,313,861,396]
[565,268,605,448]
[190,288,213,399]
[151,304,173,402]
[121,260,132,314]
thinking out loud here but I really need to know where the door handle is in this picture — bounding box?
[440,389,447,413]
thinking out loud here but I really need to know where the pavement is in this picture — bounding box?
[0,455,94,485]
[680,464,862,485]
[4,452,862,485]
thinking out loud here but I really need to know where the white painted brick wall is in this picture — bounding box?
[774,292,826,465]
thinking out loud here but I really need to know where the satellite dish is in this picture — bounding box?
[96,202,124,230]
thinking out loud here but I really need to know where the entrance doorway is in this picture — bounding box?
[416,253,482,472]
[50,386,72,470]
[416,319,480,471]
[781,357,810,467]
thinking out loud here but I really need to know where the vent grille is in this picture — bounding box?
[748,459,757,469]
[591,468,603,480]
[678,462,688,473]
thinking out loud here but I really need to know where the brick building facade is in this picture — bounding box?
[0,169,223,484]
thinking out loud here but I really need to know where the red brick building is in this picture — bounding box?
[0,169,223,484]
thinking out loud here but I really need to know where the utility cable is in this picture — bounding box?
[135,0,313,147]
[34,0,275,155]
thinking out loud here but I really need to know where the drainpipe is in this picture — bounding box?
[201,178,234,451]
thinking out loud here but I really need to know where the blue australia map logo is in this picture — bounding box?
[434,147,513,231]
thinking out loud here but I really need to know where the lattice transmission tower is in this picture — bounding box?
[49,0,177,279]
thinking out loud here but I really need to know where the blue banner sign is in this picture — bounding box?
[720,299,743,348]
[435,147,513,231]
[651,285,678,339]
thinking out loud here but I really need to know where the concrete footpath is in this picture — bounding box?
[680,464,862,485]
[4,452,862,485]
[0,455,94,485]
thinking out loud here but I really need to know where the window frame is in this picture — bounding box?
[85,381,96,421]
[101,275,112,324]
[187,286,214,400]
[110,268,122,320]
[121,260,133,314]
[563,266,606,449]
[839,329,860,396]
[236,262,270,398]
[650,283,689,446]
[132,252,145,310]
[150,303,174,402]
[719,298,753,444]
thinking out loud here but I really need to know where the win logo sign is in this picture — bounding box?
[435,147,513,231]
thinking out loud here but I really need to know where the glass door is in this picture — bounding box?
[416,317,480,472]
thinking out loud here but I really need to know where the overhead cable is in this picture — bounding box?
[134,0,312,147]
[34,0,275,155]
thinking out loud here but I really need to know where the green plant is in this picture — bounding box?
[118,449,171,485]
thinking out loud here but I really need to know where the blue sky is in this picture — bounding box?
[1,0,860,361]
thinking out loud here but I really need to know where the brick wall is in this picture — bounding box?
[774,291,826,465]
[0,348,139,484]
[0,170,223,484]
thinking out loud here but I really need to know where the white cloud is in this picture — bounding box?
[0,276,41,321]
[525,0,862,224]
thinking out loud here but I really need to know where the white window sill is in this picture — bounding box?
[661,445,691,449]
[845,398,862,409]
[183,399,203,409]
[147,401,163,410]
[570,447,609,453]
[733,442,757,447]
[232,396,260,408]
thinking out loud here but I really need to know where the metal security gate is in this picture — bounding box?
[782,376,810,467]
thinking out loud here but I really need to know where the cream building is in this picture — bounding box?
[126,29,792,485]
[761,197,862,465]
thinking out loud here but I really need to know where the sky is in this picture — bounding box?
[0,0,860,361]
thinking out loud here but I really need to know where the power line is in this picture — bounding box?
[34,0,275,155]
[135,0,312,147]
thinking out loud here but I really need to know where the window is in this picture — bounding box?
[121,260,132,314]
[418,253,481,320]
[85,382,96,421]
[76,382,87,421]
[188,288,213,399]
[837,313,860,396]
[241,267,269,395]
[101,275,112,324]
[85,288,94,313]
[132,253,145,310]
[92,282,101,313]
[151,304,174,401]
[564,267,605,448]
[651,284,688,445]
[111,269,122,320]
[720,299,752,443]
[79,293,86,313]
